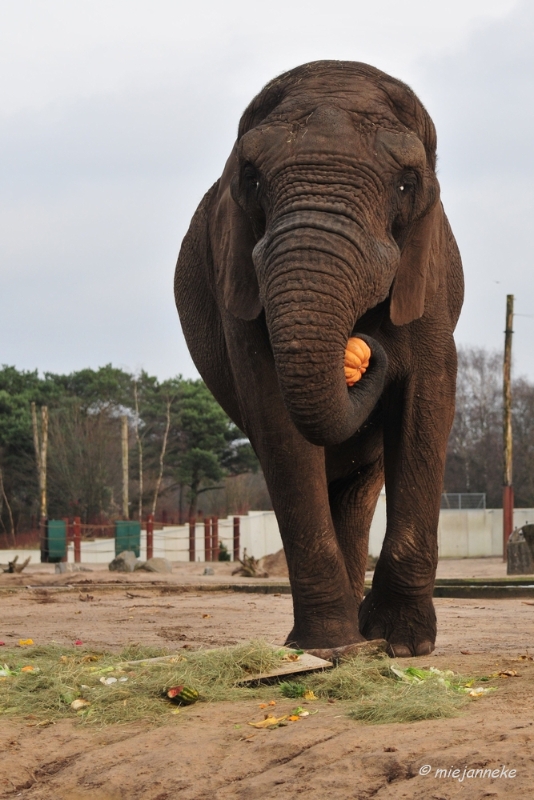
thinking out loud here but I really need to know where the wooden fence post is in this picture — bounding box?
[211,516,219,562]
[61,518,69,562]
[146,513,154,560]
[73,516,81,563]
[233,516,240,562]
[204,517,211,562]
[189,518,195,562]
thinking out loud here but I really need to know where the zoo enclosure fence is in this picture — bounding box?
[441,493,486,510]
[36,511,283,564]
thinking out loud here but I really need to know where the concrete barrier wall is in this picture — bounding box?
[437,508,534,558]
[3,505,534,564]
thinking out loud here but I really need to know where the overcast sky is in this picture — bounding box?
[1,0,533,382]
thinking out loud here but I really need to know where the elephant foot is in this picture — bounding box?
[305,638,388,663]
[359,590,436,658]
[284,619,365,653]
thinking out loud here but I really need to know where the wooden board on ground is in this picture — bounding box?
[237,647,333,683]
[121,646,332,680]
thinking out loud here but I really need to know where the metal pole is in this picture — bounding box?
[121,415,129,520]
[503,294,514,561]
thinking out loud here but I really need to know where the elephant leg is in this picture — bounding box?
[225,319,366,650]
[359,343,456,656]
[328,455,384,604]
[261,438,367,650]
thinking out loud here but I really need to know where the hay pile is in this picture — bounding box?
[282,659,470,724]
[0,642,485,728]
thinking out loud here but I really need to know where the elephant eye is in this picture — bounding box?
[243,163,261,193]
[398,173,417,196]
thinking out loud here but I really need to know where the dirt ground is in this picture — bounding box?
[1,561,534,799]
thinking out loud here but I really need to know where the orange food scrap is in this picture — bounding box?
[248,714,288,728]
[344,338,371,386]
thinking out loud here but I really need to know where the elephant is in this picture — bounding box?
[174,60,463,657]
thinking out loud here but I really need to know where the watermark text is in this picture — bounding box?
[419,764,516,781]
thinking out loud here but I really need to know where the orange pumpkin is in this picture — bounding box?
[344,338,371,386]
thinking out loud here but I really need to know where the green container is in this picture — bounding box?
[115,521,141,557]
[41,520,67,562]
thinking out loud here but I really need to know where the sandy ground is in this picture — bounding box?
[1,560,534,799]
[1,555,527,590]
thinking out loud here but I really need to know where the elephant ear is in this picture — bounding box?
[389,202,443,326]
[210,146,262,321]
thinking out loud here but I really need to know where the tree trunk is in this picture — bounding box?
[31,403,48,522]
[187,477,200,521]
[151,399,171,516]
[0,468,16,546]
[121,415,129,519]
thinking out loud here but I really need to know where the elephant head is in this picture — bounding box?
[210,61,443,447]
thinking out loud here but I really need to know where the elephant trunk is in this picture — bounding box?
[257,216,391,447]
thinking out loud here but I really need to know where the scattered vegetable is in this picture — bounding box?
[248,714,288,729]
[166,686,199,705]
[71,699,90,711]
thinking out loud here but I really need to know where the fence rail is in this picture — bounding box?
[35,515,243,564]
[441,493,486,510]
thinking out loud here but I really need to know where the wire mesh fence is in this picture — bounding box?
[440,493,486,510]
[24,511,284,565]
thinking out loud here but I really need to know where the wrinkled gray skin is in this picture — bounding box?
[175,61,463,656]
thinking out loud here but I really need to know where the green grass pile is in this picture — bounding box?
[348,678,465,724]
[290,657,471,724]
[0,640,283,727]
[0,642,483,728]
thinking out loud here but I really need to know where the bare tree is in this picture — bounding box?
[47,404,122,522]
[121,415,129,519]
[0,467,16,546]
[151,398,172,516]
[512,378,534,507]
[445,345,534,508]
[445,347,502,506]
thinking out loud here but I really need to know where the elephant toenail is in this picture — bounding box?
[387,643,412,658]
[415,641,434,656]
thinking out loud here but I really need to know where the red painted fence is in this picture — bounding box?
[4,514,242,564]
